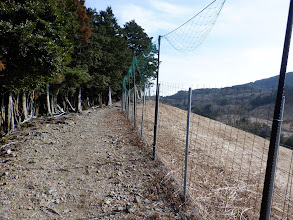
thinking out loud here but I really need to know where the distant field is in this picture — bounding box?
[134,100,293,219]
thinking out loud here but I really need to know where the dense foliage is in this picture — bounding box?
[0,1,156,134]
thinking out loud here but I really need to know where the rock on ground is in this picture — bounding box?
[0,104,197,219]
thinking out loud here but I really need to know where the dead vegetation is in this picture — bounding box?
[134,100,293,219]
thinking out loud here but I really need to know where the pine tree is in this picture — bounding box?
[124,20,158,86]
[0,0,76,92]
[84,7,132,103]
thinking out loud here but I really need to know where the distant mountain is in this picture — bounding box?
[245,72,293,90]
[160,72,293,146]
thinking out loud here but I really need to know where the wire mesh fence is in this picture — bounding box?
[122,81,293,219]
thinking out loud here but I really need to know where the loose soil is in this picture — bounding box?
[0,104,196,219]
[135,101,293,219]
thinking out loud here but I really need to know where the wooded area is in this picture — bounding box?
[0,0,156,135]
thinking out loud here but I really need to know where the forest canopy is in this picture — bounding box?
[0,0,156,134]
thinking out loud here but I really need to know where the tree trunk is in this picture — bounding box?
[0,95,5,129]
[56,104,65,113]
[3,93,8,133]
[98,93,102,105]
[7,91,14,131]
[20,91,35,124]
[108,87,112,106]
[29,91,34,117]
[139,88,143,99]
[22,92,28,121]
[62,100,66,112]
[46,84,52,115]
[51,94,55,115]
[65,97,75,112]
[77,87,82,113]
[86,97,90,108]
[14,93,20,125]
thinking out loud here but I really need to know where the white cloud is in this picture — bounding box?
[85,0,293,87]
[149,0,194,17]
[117,0,216,37]
[117,3,177,36]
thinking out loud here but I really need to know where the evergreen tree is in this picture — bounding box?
[57,0,92,111]
[124,20,157,86]
[85,7,132,102]
[124,20,151,56]
[0,0,77,92]
[0,1,155,132]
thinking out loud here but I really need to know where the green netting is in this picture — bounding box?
[122,43,158,92]
[123,0,227,92]
[163,0,226,52]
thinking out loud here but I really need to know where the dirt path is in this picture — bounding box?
[0,104,195,219]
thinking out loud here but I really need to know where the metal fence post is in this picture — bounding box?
[260,96,286,218]
[153,36,161,160]
[184,88,192,202]
[134,85,137,127]
[121,91,124,111]
[124,91,128,115]
[153,84,160,160]
[127,90,130,119]
[132,89,134,121]
[124,91,127,112]
[133,63,137,127]
[141,84,146,136]
[127,67,131,120]
[125,90,128,112]
[260,1,293,219]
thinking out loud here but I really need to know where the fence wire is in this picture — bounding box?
[163,0,226,53]
[123,82,293,219]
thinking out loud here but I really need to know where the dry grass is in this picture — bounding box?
[133,100,293,220]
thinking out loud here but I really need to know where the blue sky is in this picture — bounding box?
[85,0,293,88]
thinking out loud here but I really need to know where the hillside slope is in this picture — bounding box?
[245,71,293,89]
[161,73,293,142]
[136,101,293,219]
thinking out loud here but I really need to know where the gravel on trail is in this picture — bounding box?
[0,104,196,219]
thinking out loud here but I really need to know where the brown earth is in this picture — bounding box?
[0,103,197,219]
[134,100,293,219]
